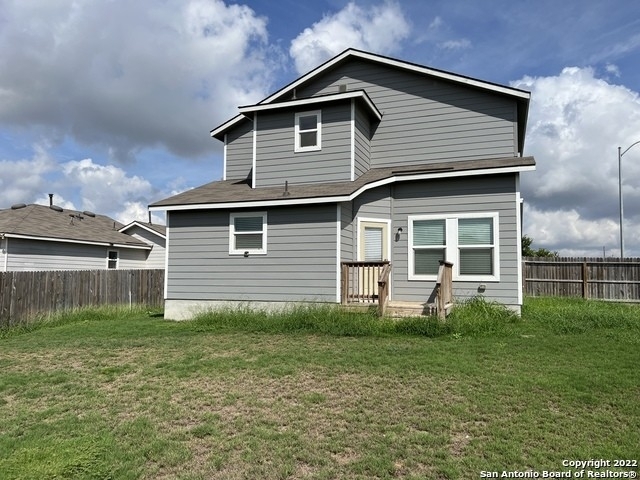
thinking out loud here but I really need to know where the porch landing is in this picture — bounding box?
[386,301,436,317]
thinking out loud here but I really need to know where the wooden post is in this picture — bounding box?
[582,261,588,299]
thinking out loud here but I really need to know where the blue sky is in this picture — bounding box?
[1,0,640,255]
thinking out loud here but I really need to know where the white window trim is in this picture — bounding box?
[229,211,267,255]
[408,212,500,282]
[107,249,119,269]
[294,110,321,152]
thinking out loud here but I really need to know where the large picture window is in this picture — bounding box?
[229,212,267,255]
[408,213,499,281]
[294,110,321,152]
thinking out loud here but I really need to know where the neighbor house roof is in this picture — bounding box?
[119,221,167,239]
[150,156,535,211]
[0,204,151,249]
[210,48,530,152]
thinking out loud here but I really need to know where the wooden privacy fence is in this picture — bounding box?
[523,257,640,301]
[0,269,165,327]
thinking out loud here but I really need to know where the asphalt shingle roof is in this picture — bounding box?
[0,204,150,248]
[150,156,535,209]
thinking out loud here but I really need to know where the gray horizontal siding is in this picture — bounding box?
[354,103,370,178]
[389,175,519,305]
[7,238,110,271]
[166,205,338,302]
[255,104,352,187]
[296,59,518,168]
[340,202,354,262]
[225,119,253,181]
[125,226,166,269]
[354,185,392,219]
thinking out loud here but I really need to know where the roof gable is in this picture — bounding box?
[211,48,530,150]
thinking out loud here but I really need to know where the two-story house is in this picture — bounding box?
[150,49,535,320]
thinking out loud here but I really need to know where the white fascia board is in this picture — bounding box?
[261,49,530,104]
[119,221,166,240]
[3,233,151,250]
[238,90,382,121]
[210,49,527,140]
[149,164,536,212]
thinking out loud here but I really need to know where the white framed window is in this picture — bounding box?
[229,212,267,255]
[107,250,118,269]
[408,213,499,281]
[294,110,321,152]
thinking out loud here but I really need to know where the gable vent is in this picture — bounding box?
[338,84,347,93]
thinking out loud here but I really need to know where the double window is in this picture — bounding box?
[294,110,321,152]
[408,213,499,281]
[229,212,267,255]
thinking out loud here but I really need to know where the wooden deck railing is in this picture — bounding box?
[341,261,391,315]
[435,261,454,319]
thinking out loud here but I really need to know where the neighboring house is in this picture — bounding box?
[150,48,535,319]
[0,203,166,272]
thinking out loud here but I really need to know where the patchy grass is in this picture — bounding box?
[0,298,638,479]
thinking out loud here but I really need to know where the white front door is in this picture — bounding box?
[357,219,390,299]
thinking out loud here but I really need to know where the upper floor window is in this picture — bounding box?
[408,213,499,282]
[295,110,321,152]
[229,212,267,255]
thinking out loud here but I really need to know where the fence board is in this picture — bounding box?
[523,257,640,301]
[0,269,165,327]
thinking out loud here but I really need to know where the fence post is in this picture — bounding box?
[582,262,588,299]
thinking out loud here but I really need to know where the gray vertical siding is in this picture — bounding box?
[166,204,338,302]
[354,103,371,178]
[225,119,253,181]
[295,59,517,168]
[390,175,520,305]
[255,103,352,187]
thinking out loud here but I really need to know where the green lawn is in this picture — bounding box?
[0,298,639,479]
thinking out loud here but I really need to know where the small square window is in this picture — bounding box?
[295,110,321,152]
[229,212,267,255]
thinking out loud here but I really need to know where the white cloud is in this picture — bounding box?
[0,145,57,206]
[289,1,411,74]
[61,159,154,223]
[0,0,274,161]
[439,39,471,51]
[514,67,640,255]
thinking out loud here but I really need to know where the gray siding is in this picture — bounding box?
[296,59,517,168]
[354,185,392,219]
[390,175,520,305]
[225,119,253,181]
[166,205,338,302]
[118,248,150,269]
[125,226,166,269]
[354,102,371,178]
[255,104,352,187]
[340,202,354,262]
[7,239,112,271]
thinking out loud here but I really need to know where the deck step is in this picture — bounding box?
[386,302,436,317]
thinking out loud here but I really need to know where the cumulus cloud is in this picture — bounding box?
[0,0,274,162]
[0,145,57,206]
[61,159,154,221]
[514,67,640,255]
[289,1,411,74]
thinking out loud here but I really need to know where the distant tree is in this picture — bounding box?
[522,234,558,257]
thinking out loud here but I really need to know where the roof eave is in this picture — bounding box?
[149,163,536,212]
